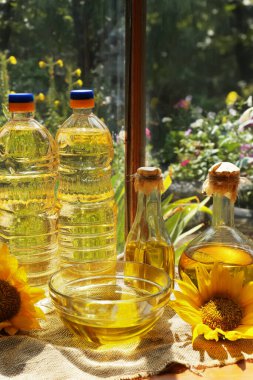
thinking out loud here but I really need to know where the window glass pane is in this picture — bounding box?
[146,0,253,251]
[0,0,125,253]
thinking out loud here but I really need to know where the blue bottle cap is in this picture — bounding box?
[8,93,34,103]
[70,90,94,100]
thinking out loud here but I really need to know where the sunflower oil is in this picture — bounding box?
[179,244,253,286]
[57,283,162,344]
[178,162,253,287]
[0,93,58,287]
[124,167,174,286]
[56,90,117,265]
[125,239,174,285]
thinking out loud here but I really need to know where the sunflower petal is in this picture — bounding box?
[204,328,220,341]
[209,263,244,300]
[27,286,46,302]
[227,325,253,339]
[14,267,27,283]
[170,300,202,326]
[241,309,253,324]
[195,264,211,302]
[229,270,245,301]
[239,282,253,307]
[10,313,41,330]
[173,290,200,310]
[192,323,219,342]
[176,279,202,307]
[34,306,46,319]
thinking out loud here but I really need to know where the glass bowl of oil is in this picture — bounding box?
[49,260,171,345]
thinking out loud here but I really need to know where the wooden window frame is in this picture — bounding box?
[125,0,146,235]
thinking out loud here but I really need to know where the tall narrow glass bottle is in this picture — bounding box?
[124,167,174,284]
[56,89,117,265]
[0,93,58,287]
[179,162,253,285]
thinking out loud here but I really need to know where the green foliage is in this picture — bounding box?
[169,94,253,182]
[146,0,253,173]
[0,0,125,137]
[111,131,125,254]
[162,184,211,262]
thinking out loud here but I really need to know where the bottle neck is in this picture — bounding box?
[11,112,34,120]
[136,189,162,221]
[212,193,234,228]
[72,108,92,115]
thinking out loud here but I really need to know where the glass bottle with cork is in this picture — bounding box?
[179,161,253,285]
[124,167,174,284]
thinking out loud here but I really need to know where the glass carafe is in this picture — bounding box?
[178,162,253,285]
[124,167,175,285]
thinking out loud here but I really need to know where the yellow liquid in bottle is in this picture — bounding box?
[179,244,253,285]
[125,239,174,283]
[0,123,58,287]
[56,127,117,263]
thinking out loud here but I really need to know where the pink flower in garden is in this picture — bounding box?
[185,128,192,136]
[146,128,151,140]
[180,159,190,167]
[240,144,253,157]
[175,99,190,110]
[174,96,192,110]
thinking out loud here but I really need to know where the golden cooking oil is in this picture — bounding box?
[178,162,253,286]
[0,93,58,287]
[56,284,163,345]
[124,167,175,285]
[125,239,174,286]
[179,244,253,286]
[56,90,117,264]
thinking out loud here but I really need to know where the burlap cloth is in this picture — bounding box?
[1,305,253,380]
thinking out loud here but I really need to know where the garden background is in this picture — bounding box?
[1,0,253,258]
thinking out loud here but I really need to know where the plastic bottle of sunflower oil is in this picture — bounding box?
[0,93,58,289]
[56,89,117,267]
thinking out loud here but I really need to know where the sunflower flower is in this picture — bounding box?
[0,243,45,335]
[170,262,253,342]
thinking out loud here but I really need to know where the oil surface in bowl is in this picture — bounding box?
[56,279,164,345]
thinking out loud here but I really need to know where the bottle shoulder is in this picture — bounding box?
[57,112,109,132]
[184,225,253,259]
[0,118,56,142]
[0,118,58,167]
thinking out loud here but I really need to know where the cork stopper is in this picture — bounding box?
[202,162,240,202]
[134,167,164,195]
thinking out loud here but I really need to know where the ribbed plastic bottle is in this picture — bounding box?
[0,93,58,288]
[56,89,117,265]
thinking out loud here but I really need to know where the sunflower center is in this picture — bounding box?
[0,280,21,322]
[201,296,242,331]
